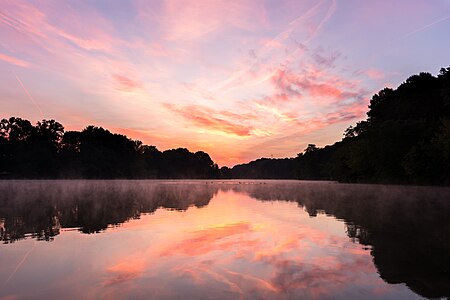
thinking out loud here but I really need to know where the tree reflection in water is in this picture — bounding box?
[0,180,217,241]
[0,180,449,298]
[233,182,450,299]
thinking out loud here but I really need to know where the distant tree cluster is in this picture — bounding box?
[295,66,450,185]
[225,66,450,185]
[0,119,219,179]
[227,158,296,179]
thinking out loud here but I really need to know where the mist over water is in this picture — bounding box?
[0,180,449,299]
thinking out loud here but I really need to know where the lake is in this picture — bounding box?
[0,180,449,299]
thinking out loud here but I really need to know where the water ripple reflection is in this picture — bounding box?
[0,180,449,299]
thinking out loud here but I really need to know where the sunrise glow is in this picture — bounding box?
[1,0,449,165]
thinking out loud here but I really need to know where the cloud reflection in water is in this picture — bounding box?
[1,180,448,299]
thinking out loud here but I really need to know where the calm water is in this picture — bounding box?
[0,180,449,300]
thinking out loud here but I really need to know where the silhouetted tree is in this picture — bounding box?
[0,117,36,177]
[304,144,318,153]
[231,158,296,179]
[0,119,220,179]
[294,65,450,185]
[219,166,232,179]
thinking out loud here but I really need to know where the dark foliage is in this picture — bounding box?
[294,66,450,185]
[231,158,296,179]
[0,119,219,179]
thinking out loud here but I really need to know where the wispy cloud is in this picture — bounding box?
[164,104,255,137]
[158,0,267,41]
[0,52,31,67]
[160,222,254,256]
[270,66,365,103]
[12,70,44,118]
[403,14,450,38]
[113,74,142,92]
[104,256,146,286]
[355,68,385,80]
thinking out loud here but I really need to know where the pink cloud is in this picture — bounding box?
[253,102,298,123]
[270,67,366,103]
[265,93,289,104]
[164,104,255,137]
[157,0,267,41]
[0,52,31,67]
[51,26,114,52]
[208,1,339,94]
[160,222,255,256]
[294,103,366,132]
[239,99,367,163]
[365,69,385,80]
[0,2,48,38]
[170,263,279,297]
[104,256,146,286]
[0,1,118,55]
[112,74,142,92]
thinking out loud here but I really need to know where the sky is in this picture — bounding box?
[1,0,449,166]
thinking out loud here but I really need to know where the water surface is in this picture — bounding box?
[0,180,449,299]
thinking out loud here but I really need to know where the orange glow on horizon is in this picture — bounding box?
[1,1,448,166]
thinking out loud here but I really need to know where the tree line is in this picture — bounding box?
[0,119,219,179]
[1,66,449,183]
[232,66,450,185]
[294,66,450,185]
